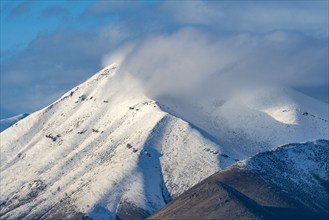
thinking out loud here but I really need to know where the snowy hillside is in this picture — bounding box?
[0,64,328,219]
[0,64,223,219]
[0,113,29,132]
[245,139,329,215]
[157,86,328,156]
[150,140,329,220]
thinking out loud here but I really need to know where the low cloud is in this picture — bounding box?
[104,29,328,102]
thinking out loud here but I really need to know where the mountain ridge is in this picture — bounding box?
[0,113,29,132]
[150,139,329,220]
[0,64,224,219]
[1,64,328,219]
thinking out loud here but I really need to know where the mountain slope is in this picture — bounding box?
[150,140,329,220]
[0,64,328,219]
[0,64,225,220]
[0,113,29,132]
[156,87,328,157]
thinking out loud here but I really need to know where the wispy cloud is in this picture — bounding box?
[1,29,114,116]
[79,1,141,19]
[40,6,71,20]
[8,1,33,18]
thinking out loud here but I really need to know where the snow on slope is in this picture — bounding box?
[0,113,29,132]
[245,139,329,215]
[1,63,328,219]
[150,139,329,220]
[156,86,328,157]
[0,64,225,219]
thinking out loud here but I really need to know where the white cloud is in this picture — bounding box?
[103,29,328,102]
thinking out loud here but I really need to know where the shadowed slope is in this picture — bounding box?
[149,140,329,220]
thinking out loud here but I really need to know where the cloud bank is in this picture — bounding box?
[1,1,328,118]
[104,28,328,103]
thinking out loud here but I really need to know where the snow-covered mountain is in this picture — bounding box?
[156,87,328,157]
[0,113,29,132]
[150,140,329,220]
[1,64,328,219]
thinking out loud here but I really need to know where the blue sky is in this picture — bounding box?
[1,0,328,119]
[1,1,97,61]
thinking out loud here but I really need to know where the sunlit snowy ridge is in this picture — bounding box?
[0,113,29,132]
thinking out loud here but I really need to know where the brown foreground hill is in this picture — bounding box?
[149,140,329,220]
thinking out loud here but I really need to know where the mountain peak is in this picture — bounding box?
[1,65,328,219]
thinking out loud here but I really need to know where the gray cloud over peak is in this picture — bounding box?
[105,29,328,102]
[1,1,328,118]
[162,1,328,36]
